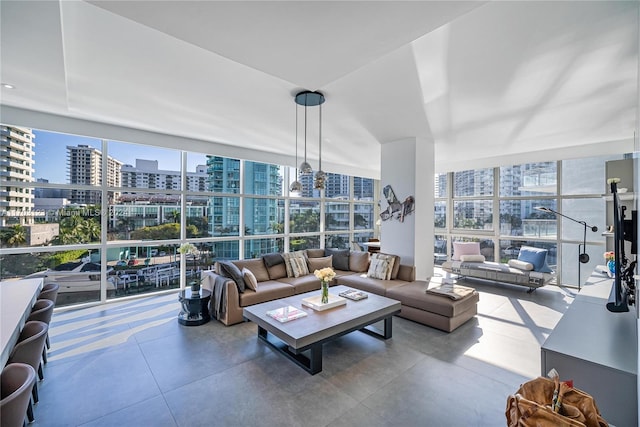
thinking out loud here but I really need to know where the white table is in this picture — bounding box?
[1,278,43,367]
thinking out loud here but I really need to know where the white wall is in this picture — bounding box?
[380,137,434,280]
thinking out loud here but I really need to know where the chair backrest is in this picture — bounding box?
[1,363,37,427]
[351,241,364,251]
[8,321,48,372]
[27,299,55,325]
[38,283,59,305]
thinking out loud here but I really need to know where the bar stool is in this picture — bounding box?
[8,320,49,422]
[27,299,55,364]
[1,363,37,427]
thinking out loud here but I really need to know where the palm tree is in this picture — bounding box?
[77,219,101,243]
[6,224,27,247]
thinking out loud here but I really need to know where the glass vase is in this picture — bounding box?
[607,259,616,276]
[321,280,329,304]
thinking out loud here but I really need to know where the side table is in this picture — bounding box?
[178,288,211,326]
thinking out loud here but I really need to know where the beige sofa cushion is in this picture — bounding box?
[238,280,295,307]
[277,275,321,294]
[233,258,270,282]
[337,274,408,295]
[307,255,332,272]
[306,248,325,258]
[349,251,369,272]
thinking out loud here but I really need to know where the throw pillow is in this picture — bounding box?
[452,242,481,261]
[289,256,310,278]
[508,259,534,271]
[262,253,284,267]
[307,255,333,272]
[305,248,325,258]
[218,261,246,293]
[517,246,553,273]
[376,252,400,279]
[242,267,258,291]
[324,248,350,270]
[460,254,486,263]
[349,251,370,272]
[282,251,307,277]
[367,257,390,280]
[370,253,395,280]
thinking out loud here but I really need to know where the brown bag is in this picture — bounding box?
[506,377,608,427]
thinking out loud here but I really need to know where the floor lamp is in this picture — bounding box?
[535,206,598,290]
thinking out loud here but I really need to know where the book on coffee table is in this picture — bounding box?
[339,289,368,301]
[266,305,308,323]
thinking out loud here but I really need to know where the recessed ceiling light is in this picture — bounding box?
[1,83,15,89]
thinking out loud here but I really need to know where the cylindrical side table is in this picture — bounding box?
[178,288,211,326]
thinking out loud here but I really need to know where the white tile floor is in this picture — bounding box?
[33,273,576,426]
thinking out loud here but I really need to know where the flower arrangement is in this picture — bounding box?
[314,267,336,283]
[603,251,615,262]
[314,267,335,304]
[178,243,197,255]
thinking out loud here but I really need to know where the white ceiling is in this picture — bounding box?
[1,1,638,178]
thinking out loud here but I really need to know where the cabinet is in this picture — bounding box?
[541,269,638,427]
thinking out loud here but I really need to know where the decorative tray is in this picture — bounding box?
[301,294,347,311]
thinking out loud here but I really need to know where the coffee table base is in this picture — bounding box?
[257,315,394,375]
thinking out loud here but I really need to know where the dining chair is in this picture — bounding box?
[8,320,49,416]
[351,241,365,251]
[38,283,59,305]
[1,363,37,427]
[36,283,58,352]
[26,299,55,363]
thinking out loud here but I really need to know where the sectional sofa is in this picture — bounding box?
[201,248,479,332]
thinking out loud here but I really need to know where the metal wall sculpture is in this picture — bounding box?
[379,185,415,222]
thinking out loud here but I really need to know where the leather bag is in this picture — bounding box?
[506,377,608,427]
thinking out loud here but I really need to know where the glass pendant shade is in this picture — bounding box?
[299,161,312,175]
[314,169,326,190]
[289,180,302,193]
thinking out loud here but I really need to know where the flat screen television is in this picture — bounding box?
[606,180,636,312]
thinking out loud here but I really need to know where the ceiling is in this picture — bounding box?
[1,1,638,178]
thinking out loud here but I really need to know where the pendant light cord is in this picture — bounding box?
[304,94,308,165]
[318,102,322,171]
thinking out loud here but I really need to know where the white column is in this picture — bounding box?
[380,137,434,280]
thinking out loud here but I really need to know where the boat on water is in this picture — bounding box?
[25,261,116,293]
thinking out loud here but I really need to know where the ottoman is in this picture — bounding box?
[386,281,479,332]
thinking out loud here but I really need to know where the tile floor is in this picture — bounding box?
[32,273,576,426]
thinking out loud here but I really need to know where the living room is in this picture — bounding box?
[1,1,639,426]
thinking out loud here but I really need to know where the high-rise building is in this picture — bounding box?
[0,125,36,225]
[120,159,208,192]
[206,157,282,259]
[67,145,122,205]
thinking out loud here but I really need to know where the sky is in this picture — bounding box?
[33,129,208,183]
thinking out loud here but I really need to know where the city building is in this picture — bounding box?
[121,159,208,192]
[0,125,35,226]
[67,145,122,205]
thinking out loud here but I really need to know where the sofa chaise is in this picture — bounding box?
[201,248,478,332]
[441,243,555,293]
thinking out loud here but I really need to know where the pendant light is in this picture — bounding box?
[289,102,302,194]
[314,100,326,190]
[295,91,324,177]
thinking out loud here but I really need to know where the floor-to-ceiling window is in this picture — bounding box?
[435,155,630,287]
[0,125,377,307]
